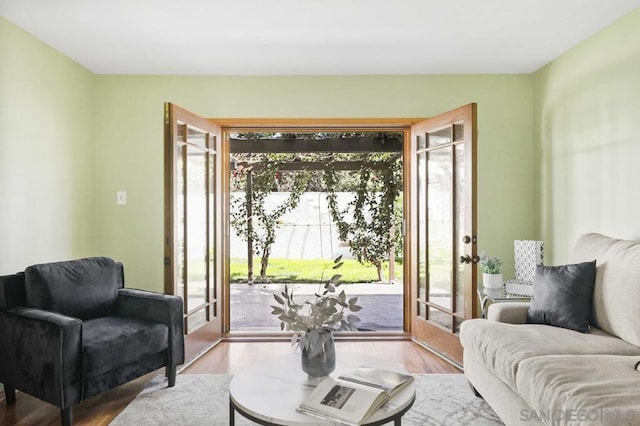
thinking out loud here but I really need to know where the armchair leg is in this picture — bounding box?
[4,385,16,405]
[61,406,73,426]
[168,365,177,387]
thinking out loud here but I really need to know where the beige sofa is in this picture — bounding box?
[461,233,640,425]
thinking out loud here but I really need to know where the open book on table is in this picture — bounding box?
[298,367,414,425]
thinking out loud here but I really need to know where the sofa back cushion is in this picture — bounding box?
[570,233,640,346]
[25,257,124,319]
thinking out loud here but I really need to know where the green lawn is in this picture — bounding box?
[230,258,404,284]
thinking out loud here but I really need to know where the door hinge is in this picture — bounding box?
[164,104,170,125]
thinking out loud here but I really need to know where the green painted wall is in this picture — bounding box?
[0,18,96,273]
[95,75,535,290]
[533,9,640,263]
[0,16,538,290]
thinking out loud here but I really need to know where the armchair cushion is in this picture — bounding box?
[25,257,124,320]
[82,316,168,378]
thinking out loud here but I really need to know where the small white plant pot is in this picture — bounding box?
[483,273,503,289]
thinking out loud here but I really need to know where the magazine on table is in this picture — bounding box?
[298,367,414,425]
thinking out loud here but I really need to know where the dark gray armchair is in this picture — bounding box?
[0,257,184,426]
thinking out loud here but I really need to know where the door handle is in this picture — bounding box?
[459,255,480,264]
[462,235,478,244]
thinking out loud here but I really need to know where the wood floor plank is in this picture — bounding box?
[0,340,461,425]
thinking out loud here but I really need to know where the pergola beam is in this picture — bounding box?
[230,136,402,153]
[235,159,400,172]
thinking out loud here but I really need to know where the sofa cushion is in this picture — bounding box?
[570,233,640,346]
[82,316,168,378]
[516,355,640,425]
[460,319,640,392]
[526,261,596,333]
[25,257,124,320]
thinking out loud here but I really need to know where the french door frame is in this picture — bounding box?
[164,103,225,353]
[218,119,419,335]
[408,104,478,366]
[165,113,477,352]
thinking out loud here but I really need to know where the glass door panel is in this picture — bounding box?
[176,144,186,307]
[427,145,453,312]
[427,126,452,148]
[454,143,466,323]
[417,152,427,305]
[186,144,208,313]
[208,150,217,320]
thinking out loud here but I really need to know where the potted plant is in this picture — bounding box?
[479,252,503,289]
[270,256,362,379]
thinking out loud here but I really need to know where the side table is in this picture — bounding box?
[477,287,530,318]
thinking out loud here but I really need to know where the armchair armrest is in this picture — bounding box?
[0,308,82,408]
[116,289,185,367]
[487,302,530,324]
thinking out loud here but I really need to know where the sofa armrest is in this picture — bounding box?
[487,302,530,324]
[116,289,185,367]
[0,308,82,408]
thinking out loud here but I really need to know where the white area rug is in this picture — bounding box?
[111,374,502,425]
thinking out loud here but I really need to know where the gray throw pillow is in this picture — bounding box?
[526,260,596,333]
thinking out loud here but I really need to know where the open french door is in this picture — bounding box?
[164,103,225,350]
[409,103,477,367]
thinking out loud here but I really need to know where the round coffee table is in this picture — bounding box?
[229,351,415,425]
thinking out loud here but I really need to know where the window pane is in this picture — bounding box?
[428,306,452,330]
[454,317,464,334]
[177,124,187,144]
[208,149,217,316]
[417,133,427,151]
[427,147,452,311]
[417,152,427,303]
[187,308,207,334]
[186,145,207,311]
[427,126,452,148]
[455,144,466,314]
[453,123,464,142]
[187,125,207,148]
[176,145,185,301]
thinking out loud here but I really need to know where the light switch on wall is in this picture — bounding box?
[116,191,127,205]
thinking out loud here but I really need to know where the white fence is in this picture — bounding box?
[230,192,356,259]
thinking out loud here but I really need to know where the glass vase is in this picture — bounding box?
[300,329,336,380]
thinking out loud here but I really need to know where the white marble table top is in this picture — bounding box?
[229,351,416,425]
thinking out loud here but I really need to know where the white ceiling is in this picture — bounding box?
[2,0,639,75]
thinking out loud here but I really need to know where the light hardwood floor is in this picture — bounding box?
[0,340,460,425]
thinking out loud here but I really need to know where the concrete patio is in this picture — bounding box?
[230,282,404,332]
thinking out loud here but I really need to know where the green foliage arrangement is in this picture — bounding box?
[323,153,403,282]
[230,154,311,282]
[229,139,404,285]
[479,252,503,274]
[270,256,362,357]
